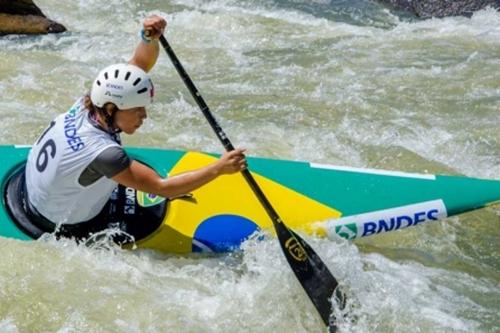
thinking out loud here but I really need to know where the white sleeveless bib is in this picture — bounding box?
[26,98,121,224]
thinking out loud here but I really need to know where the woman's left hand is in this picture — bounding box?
[143,15,167,40]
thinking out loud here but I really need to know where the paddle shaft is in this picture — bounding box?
[159,35,342,329]
[158,41,283,229]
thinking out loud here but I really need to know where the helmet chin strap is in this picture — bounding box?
[103,106,122,134]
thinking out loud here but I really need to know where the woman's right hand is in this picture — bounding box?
[216,148,247,175]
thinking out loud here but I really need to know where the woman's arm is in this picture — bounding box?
[112,149,247,198]
[128,15,166,72]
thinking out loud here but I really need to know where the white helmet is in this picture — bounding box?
[90,63,154,109]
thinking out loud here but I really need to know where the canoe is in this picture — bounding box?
[1,144,499,253]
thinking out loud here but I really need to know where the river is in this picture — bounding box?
[0,0,499,332]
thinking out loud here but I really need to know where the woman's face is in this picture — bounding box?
[114,107,147,134]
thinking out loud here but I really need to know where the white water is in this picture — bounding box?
[0,1,499,332]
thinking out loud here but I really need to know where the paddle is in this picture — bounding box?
[158,34,345,329]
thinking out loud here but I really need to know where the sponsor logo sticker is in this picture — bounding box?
[335,223,357,240]
[106,83,124,90]
[329,200,447,240]
[137,191,166,207]
[124,187,136,215]
[285,237,307,262]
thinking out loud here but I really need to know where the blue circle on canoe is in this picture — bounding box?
[192,215,259,252]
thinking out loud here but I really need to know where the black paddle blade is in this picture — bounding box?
[275,224,345,328]
[158,34,345,330]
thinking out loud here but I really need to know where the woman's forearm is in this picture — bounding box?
[128,15,165,72]
[129,39,159,73]
[159,163,222,198]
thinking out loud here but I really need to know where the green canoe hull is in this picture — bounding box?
[1,145,499,253]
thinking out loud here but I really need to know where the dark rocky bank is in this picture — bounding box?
[378,0,500,18]
[0,0,66,35]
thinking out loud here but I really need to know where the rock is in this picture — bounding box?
[0,0,66,35]
[381,0,415,13]
[378,0,500,18]
[0,13,66,35]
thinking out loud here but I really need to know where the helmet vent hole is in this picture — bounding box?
[137,87,147,94]
[133,78,141,86]
[96,80,101,86]
[125,71,131,81]
[114,70,119,78]
[104,72,108,80]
